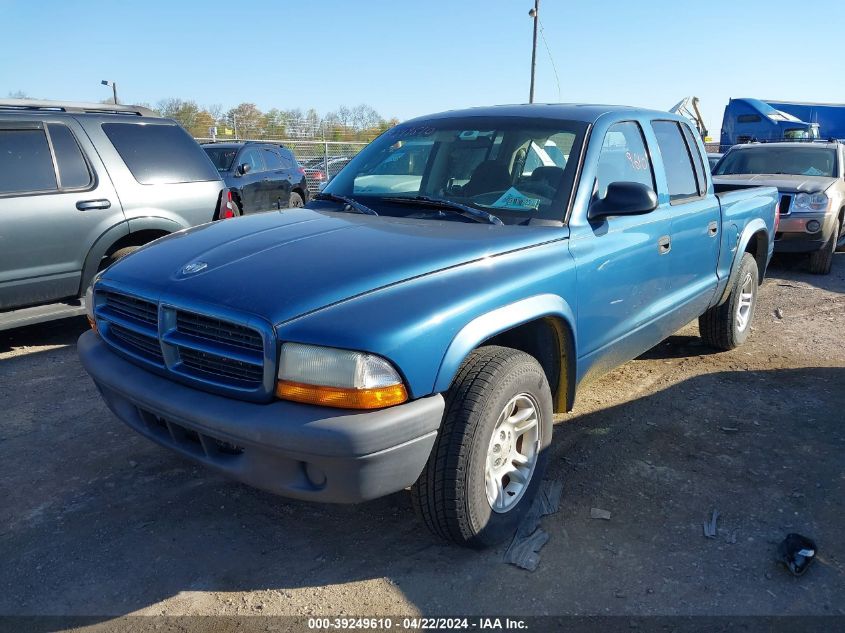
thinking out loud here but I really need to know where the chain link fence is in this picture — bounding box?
[194,136,368,194]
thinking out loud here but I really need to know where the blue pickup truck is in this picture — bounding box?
[79,104,777,547]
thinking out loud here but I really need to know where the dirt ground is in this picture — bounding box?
[1,253,843,625]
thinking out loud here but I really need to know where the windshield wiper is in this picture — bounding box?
[382,195,503,225]
[314,192,378,216]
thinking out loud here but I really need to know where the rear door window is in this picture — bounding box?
[595,121,655,198]
[679,123,707,196]
[0,128,57,194]
[279,150,295,169]
[47,123,91,189]
[102,122,219,185]
[263,149,284,170]
[651,121,700,202]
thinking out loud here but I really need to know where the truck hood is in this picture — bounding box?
[102,208,565,326]
[713,174,838,194]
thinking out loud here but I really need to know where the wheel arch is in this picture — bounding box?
[78,217,183,295]
[742,227,769,285]
[433,295,577,413]
[714,220,768,307]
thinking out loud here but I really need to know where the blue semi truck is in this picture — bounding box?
[720,98,845,149]
[766,101,845,141]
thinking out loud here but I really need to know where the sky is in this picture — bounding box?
[3,0,845,137]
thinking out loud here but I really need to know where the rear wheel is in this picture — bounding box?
[411,346,553,548]
[288,192,304,208]
[699,252,759,350]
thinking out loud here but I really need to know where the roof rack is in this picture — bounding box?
[0,99,158,117]
[744,138,841,145]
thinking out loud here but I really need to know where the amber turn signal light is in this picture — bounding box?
[275,380,408,410]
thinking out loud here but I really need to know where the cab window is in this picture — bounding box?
[595,121,655,198]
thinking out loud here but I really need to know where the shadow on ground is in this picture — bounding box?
[2,346,843,620]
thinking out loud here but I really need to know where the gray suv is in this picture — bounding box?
[713,140,845,274]
[0,100,229,330]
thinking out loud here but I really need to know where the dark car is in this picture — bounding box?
[303,156,354,193]
[0,99,229,331]
[202,141,309,214]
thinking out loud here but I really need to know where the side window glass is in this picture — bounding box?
[263,149,284,170]
[595,121,654,198]
[652,121,699,202]
[680,123,707,195]
[279,151,294,169]
[48,123,92,189]
[0,128,57,194]
[240,148,264,173]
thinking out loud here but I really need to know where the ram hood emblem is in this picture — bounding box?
[181,261,208,275]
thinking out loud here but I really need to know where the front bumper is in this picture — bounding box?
[78,331,444,503]
[775,212,837,253]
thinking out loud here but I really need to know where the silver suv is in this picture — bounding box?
[0,100,228,330]
[713,140,845,274]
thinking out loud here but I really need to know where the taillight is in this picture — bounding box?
[216,188,237,220]
[313,171,326,181]
[297,166,306,176]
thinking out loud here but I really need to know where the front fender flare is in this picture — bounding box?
[432,294,577,408]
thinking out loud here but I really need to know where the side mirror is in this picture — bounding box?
[588,181,658,220]
[237,163,251,176]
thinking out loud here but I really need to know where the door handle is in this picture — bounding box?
[657,235,671,255]
[76,199,111,211]
[708,221,719,237]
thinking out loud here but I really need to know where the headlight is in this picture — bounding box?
[794,192,828,211]
[276,343,408,409]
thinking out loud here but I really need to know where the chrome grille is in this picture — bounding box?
[109,323,163,363]
[175,311,262,351]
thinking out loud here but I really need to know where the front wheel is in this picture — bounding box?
[411,346,553,548]
[699,252,759,351]
[288,191,304,208]
[808,226,837,275]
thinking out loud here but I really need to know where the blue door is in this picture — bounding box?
[650,120,721,329]
[568,120,673,382]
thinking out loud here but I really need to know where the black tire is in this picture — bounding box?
[808,226,837,275]
[411,346,553,548]
[835,211,845,253]
[699,252,759,351]
[288,191,304,208]
[99,246,140,271]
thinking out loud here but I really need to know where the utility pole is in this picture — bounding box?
[528,0,539,103]
[100,80,118,105]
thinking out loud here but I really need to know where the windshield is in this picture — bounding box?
[321,116,588,224]
[715,147,837,177]
[203,146,238,172]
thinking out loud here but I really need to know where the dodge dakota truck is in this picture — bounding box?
[79,104,778,547]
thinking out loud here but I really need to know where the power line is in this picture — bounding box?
[538,18,561,102]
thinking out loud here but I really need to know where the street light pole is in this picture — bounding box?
[529,0,539,104]
[101,80,118,105]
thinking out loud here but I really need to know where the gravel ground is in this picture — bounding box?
[1,253,843,626]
